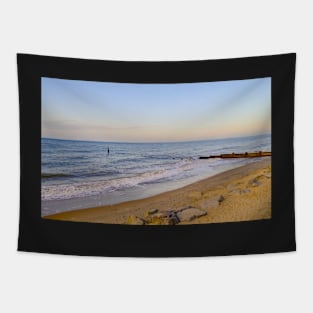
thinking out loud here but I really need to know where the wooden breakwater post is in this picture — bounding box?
[199,151,272,159]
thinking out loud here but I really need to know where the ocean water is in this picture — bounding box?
[41,134,271,216]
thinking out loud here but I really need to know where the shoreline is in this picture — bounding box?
[44,157,271,225]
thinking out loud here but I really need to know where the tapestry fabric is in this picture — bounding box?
[17,53,296,257]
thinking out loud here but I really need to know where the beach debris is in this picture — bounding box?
[146,210,180,225]
[215,195,225,203]
[188,191,202,200]
[247,177,262,187]
[147,208,158,215]
[176,207,207,222]
[230,188,251,195]
[127,215,146,225]
[262,173,271,179]
[198,194,224,210]
[146,206,207,224]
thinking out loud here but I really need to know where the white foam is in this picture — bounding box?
[41,158,212,201]
[41,157,257,201]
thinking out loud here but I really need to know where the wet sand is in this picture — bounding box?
[44,158,271,225]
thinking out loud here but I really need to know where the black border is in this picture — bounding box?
[17,53,296,257]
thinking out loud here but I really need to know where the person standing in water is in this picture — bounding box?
[107,146,110,155]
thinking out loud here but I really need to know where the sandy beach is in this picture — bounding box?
[44,157,271,225]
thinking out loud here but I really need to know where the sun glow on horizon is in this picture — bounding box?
[42,77,271,142]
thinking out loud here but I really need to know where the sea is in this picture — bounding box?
[41,134,271,216]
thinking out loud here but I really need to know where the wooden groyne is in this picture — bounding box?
[199,151,271,159]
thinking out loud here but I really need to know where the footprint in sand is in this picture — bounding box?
[230,188,251,195]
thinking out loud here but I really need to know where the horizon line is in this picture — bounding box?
[41,133,271,144]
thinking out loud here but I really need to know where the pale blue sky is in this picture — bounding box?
[41,77,271,142]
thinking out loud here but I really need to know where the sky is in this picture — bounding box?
[41,77,271,142]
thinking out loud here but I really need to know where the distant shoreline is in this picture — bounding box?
[44,157,271,225]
